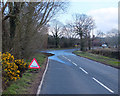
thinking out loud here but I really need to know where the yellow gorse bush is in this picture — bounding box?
[2,52,20,81]
[1,52,28,89]
[15,59,28,74]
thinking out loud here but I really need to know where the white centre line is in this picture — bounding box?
[72,62,77,66]
[63,55,78,66]
[67,59,71,62]
[62,55,67,59]
[63,56,89,74]
[79,67,88,74]
[92,77,114,93]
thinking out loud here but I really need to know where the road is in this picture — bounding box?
[39,49,118,95]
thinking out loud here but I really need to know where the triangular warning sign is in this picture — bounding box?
[29,58,40,69]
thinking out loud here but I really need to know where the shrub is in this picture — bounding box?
[15,59,28,76]
[1,52,28,89]
[90,49,119,60]
[2,52,20,89]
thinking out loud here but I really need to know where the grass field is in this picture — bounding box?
[2,53,47,94]
[73,51,120,68]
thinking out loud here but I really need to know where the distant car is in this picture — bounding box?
[102,44,108,48]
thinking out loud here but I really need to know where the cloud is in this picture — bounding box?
[87,7,118,33]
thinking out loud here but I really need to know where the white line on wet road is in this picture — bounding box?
[79,67,88,74]
[92,77,114,93]
[62,55,77,66]
[72,62,77,66]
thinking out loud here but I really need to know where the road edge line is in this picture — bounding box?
[36,59,49,95]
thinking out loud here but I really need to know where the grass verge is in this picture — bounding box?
[73,51,120,69]
[2,53,47,95]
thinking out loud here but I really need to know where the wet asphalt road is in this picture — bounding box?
[40,49,118,94]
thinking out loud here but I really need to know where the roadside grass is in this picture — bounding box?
[2,53,46,94]
[2,73,33,94]
[73,51,120,68]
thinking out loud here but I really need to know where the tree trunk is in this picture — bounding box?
[88,37,91,50]
[80,35,84,51]
[55,37,59,48]
[2,22,10,52]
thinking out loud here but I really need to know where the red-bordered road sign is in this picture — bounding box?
[28,58,40,69]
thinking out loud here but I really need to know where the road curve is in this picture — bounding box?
[39,49,118,95]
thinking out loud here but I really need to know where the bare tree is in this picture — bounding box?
[2,1,68,58]
[104,29,118,48]
[73,14,95,51]
[96,30,105,38]
[2,2,25,53]
[50,20,64,48]
[63,22,77,39]
[96,30,106,45]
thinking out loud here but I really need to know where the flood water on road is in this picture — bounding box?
[41,49,78,65]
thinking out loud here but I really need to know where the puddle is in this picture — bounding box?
[41,49,78,65]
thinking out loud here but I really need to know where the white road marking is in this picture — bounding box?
[92,77,114,93]
[67,59,71,62]
[72,62,77,66]
[62,55,77,66]
[36,59,49,95]
[62,55,67,59]
[79,67,88,74]
[63,55,89,74]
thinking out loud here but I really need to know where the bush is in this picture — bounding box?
[1,52,28,89]
[90,49,119,60]
[15,59,28,77]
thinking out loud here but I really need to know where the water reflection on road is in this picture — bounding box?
[41,49,77,65]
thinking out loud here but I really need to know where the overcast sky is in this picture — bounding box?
[56,0,119,35]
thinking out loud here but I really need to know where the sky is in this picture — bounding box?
[56,0,119,35]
